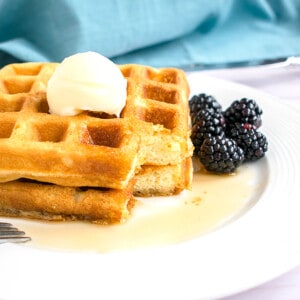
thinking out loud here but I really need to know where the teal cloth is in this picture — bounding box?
[0,0,300,68]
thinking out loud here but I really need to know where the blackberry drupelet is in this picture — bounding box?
[224,98,263,128]
[199,136,244,174]
[227,123,268,161]
[191,108,212,126]
[191,112,226,155]
[189,93,222,121]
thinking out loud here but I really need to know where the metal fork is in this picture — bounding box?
[0,222,31,244]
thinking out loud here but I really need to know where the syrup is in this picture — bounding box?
[11,162,262,253]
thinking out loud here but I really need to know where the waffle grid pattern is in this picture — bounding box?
[120,64,192,166]
[0,63,139,188]
[120,64,189,132]
[0,61,192,223]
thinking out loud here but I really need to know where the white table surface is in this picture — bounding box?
[199,64,300,300]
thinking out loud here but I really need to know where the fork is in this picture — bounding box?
[0,222,31,244]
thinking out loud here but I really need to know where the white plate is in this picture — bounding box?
[0,73,299,300]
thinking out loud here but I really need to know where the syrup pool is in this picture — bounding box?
[9,161,265,253]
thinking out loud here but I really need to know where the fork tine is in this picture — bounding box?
[0,222,31,243]
[0,230,26,236]
[0,236,31,244]
[0,222,13,227]
[0,226,21,232]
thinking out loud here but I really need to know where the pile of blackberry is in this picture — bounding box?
[190,94,268,174]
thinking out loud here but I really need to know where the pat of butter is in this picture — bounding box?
[47,52,127,117]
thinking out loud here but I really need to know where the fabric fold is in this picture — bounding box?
[0,0,300,68]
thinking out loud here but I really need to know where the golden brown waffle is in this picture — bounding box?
[0,63,140,189]
[0,62,192,188]
[120,64,192,165]
[119,64,193,196]
[0,112,140,188]
[134,158,192,197]
[0,61,193,223]
[0,179,135,224]
[0,158,191,223]
[0,62,57,108]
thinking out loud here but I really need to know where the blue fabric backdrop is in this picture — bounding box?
[0,0,299,68]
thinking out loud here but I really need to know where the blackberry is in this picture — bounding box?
[224,98,263,128]
[189,93,222,121]
[199,136,244,174]
[191,112,226,155]
[226,122,256,136]
[191,109,213,126]
[227,123,268,161]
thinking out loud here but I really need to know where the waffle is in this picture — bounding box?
[120,64,192,165]
[0,179,135,224]
[0,112,140,189]
[119,64,193,196]
[134,158,192,197]
[0,62,192,186]
[0,61,192,223]
[0,159,191,223]
[0,63,141,189]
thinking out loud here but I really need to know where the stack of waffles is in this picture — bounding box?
[0,62,193,224]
